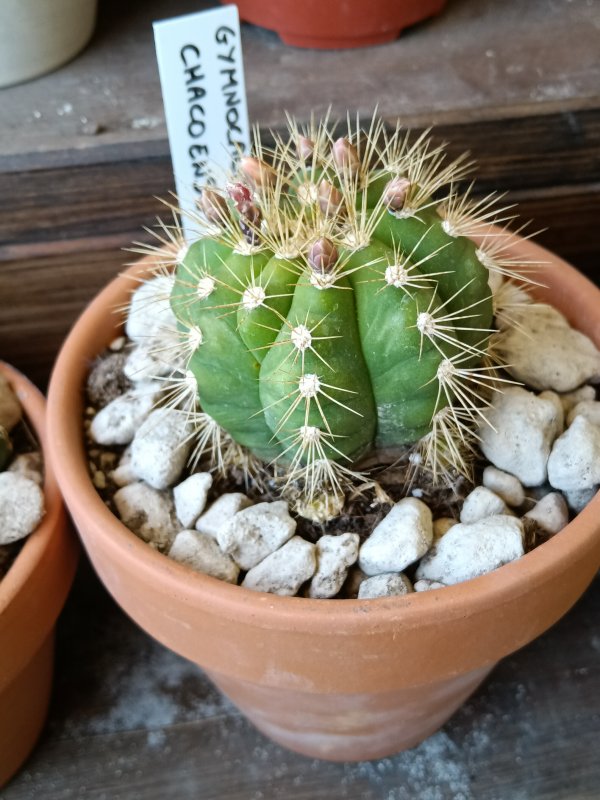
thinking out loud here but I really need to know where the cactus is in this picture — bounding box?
[141,115,531,521]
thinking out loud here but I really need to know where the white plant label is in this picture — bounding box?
[153,5,250,241]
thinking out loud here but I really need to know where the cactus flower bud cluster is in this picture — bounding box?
[142,115,529,521]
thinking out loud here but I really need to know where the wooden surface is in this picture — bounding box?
[0,0,599,796]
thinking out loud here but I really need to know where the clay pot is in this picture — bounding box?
[0,363,78,787]
[46,237,600,761]
[230,0,447,49]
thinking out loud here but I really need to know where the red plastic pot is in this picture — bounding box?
[230,0,448,49]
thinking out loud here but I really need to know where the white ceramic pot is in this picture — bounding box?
[0,0,97,88]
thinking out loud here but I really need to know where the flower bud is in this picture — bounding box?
[226,182,253,212]
[332,137,360,175]
[297,135,315,161]
[382,176,411,211]
[317,180,345,218]
[238,201,262,245]
[198,188,229,225]
[308,238,338,273]
[239,156,277,189]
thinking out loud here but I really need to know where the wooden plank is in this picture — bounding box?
[3,563,599,799]
[0,0,598,169]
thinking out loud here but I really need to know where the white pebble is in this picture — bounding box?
[90,382,161,446]
[125,276,177,344]
[218,500,296,570]
[7,451,43,486]
[358,573,413,599]
[168,530,239,583]
[563,486,598,514]
[358,498,433,576]
[547,415,600,492]
[173,472,212,528]
[559,385,596,414]
[524,492,569,536]
[124,329,184,382]
[114,481,178,549]
[566,400,600,427]
[479,386,563,486]
[242,536,316,596]
[196,493,253,539]
[0,473,45,544]
[414,579,446,592]
[415,515,524,585]
[482,466,525,507]
[460,486,509,523]
[539,390,565,434]
[109,448,138,487]
[495,303,600,391]
[0,374,21,431]
[308,533,360,599]
[130,407,193,489]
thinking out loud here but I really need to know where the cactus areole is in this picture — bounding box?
[165,116,510,521]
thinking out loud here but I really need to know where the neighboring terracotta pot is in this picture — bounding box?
[0,363,78,787]
[46,237,600,761]
[230,0,447,49]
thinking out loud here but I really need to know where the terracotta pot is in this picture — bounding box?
[46,237,600,761]
[0,363,78,787]
[229,0,447,49]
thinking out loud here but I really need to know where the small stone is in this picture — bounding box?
[124,329,184,382]
[539,390,565,434]
[125,276,177,344]
[173,473,212,528]
[566,400,600,427]
[114,482,178,549]
[168,530,239,583]
[495,303,600,392]
[242,536,316,596]
[460,486,509,523]
[0,473,45,544]
[7,451,43,486]
[196,493,253,539]
[86,351,131,408]
[524,492,569,536]
[109,448,138,487]
[0,374,22,431]
[547,415,600,492]
[358,573,413,599]
[564,486,598,514]
[358,498,433,576]
[482,466,525,507]
[414,579,446,592]
[479,386,563,486]
[130,408,193,490]
[90,382,161,446]
[308,533,360,599]
[433,518,457,540]
[415,516,525,585]
[559,385,596,414]
[218,500,296,570]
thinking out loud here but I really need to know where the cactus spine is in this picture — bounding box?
[141,115,529,520]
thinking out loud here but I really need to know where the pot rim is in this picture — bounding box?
[0,362,69,614]
[46,234,600,635]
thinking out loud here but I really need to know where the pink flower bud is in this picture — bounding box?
[297,135,315,161]
[226,182,253,212]
[308,238,338,273]
[317,180,345,217]
[198,188,229,225]
[332,137,360,175]
[239,156,277,189]
[382,176,411,211]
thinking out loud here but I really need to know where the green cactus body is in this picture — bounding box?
[162,117,504,512]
